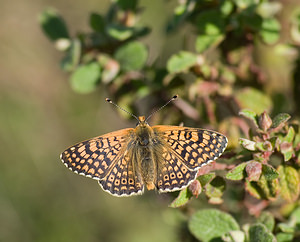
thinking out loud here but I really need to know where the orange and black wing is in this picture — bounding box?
[153,126,227,170]
[152,126,227,192]
[60,128,144,196]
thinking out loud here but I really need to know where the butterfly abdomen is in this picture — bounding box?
[134,123,157,190]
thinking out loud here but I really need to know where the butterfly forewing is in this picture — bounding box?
[60,128,134,180]
[153,126,228,171]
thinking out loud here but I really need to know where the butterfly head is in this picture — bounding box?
[135,116,152,146]
[137,116,149,127]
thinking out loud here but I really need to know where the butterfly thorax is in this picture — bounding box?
[135,116,152,145]
[134,116,157,190]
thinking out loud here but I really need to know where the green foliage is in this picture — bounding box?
[70,62,101,94]
[39,0,300,241]
[188,209,240,242]
[236,88,273,113]
[114,41,148,71]
[60,38,81,71]
[169,187,193,208]
[226,162,247,180]
[39,8,69,41]
[278,165,300,202]
[258,212,275,232]
[167,51,197,73]
[248,223,276,242]
[259,18,281,45]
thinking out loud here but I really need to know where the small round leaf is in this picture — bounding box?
[114,41,148,71]
[39,8,69,41]
[70,62,101,94]
[167,51,197,73]
[188,209,239,242]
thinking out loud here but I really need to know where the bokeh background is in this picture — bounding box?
[0,1,185,241]
[1,0,300,241]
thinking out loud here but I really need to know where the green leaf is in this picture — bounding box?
[246,174,279,200]
[196,10,225,35]
[195,34,224,53]
[106,24,134,41]
[222,230,245,242]
[290,207,300,224]
[220,0,234,16]
[116,0,138,10]
[248,223,276,242]
[277,223,295,233]
[260,175,279,199]
[39,8,69,41]
[278,165,300,202]
[89,13,105,33]
[262,164,278,181]
[257,212,275,232]
[188,209,240,242]
[294,132,300,148]
[205,176,226,199]
[60,38,81,71]
[241,13,263,31]
[130,26,151,39]
[256,141,273,152]
[276,232,294,242]
[70,62,101,94]
[269,137,278,150]
[279,143,293,162]
[271,113,291,129]
[167,51,197,74]
[284,126,295,143]
[226,162,247,180]
[282,147,294,161]
[234,0,257,9]
[259,18,281,45]
[169,187,193,208]
[167,0,198,32]
[239,109,259,127]
[236,88,273,114]
[198,173,216,186]
[114,41,148,71]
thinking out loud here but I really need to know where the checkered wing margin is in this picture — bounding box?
[153,126,228,170]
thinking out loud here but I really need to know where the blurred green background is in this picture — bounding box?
[0,1,186,241]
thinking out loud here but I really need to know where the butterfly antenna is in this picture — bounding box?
[106,98,139,121]
[146,95,178,122]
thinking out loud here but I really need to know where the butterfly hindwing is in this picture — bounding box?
[154,145,198,192]
[98,151,144,196]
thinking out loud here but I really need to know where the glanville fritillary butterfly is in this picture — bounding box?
[60,95,228,197]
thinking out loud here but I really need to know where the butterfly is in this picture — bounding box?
[60,95,228,197]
